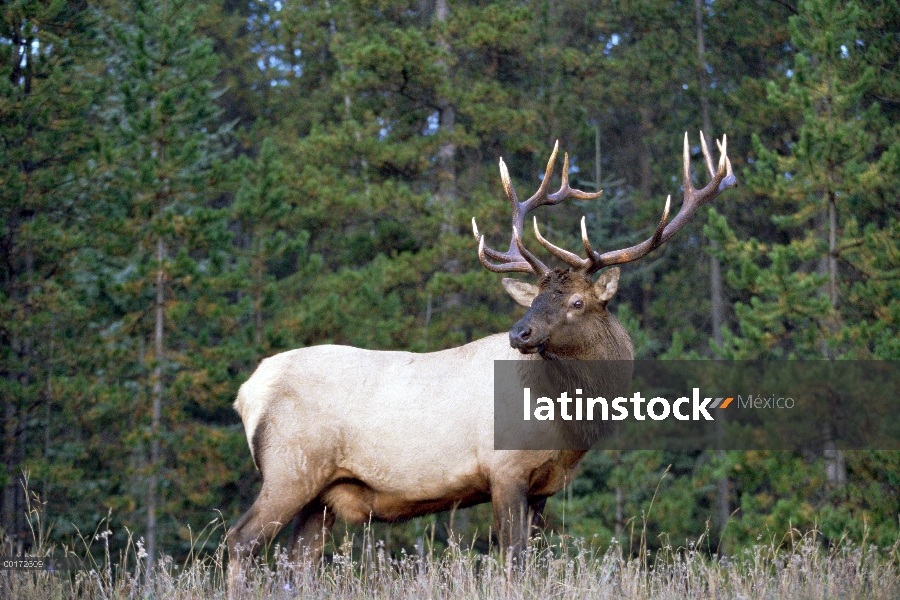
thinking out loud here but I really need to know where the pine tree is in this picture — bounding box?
[703,0,900,548]
[97,0,231,567]
[709,0,899,360]
[231,136,312,361]
[0,0,100,551]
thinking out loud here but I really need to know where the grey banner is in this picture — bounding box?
[494,360,900,451]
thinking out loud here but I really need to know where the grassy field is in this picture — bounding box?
[4,509,900,600]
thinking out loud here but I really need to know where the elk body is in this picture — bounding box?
[227,133,736,586]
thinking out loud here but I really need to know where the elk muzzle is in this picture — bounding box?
[509,319,546,354]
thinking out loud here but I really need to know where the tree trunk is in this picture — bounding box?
[42,319,54,502]
[326,0,369,190]
[5,218,36,555]
[820,62,844,486]
[638,107,653,201]
[614,450,624,538]
[599,128,624,539]
[827,191,838,310]
[637,107,655,331]
[253,233,263,352]
[147,120,170,567]
[3,390,21,553]
[820,191,845,485]
[434,0,456,232]
[694,0,730,546]
[3,27,35,551]
[694,0,725,351]
[433,0,462,325]
[147,231,165,573]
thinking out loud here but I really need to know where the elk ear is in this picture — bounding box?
[593,267,621,303]
[502,278,540,307]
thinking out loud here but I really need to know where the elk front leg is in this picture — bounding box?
[227,483,312,598]
[492,483,530,561]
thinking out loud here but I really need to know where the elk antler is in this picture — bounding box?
[530,132,737,275]
[472,141,604,276]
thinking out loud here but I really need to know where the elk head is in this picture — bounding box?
[473,133,737,360]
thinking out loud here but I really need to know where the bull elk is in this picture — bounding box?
[227,133,736,586]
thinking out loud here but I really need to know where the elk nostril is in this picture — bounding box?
[519,327,532,341]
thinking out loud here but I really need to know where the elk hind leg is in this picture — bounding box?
[286,498,335,564]
[529,495,548,534]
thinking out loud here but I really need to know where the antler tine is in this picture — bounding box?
[546,152,606,204]
[521,145,604,211]
[474,141,605,277]
[651,195,672,247]
[514,226,551,275]
[474,157,550,273]
[716,136,735,190]
[473,158,529,264]
[699,131,715,179]
[580,216,600,259]
[533,216,591,270]
[583,132,737,274]
[476,231,544,274]
[517,141,559,214]
[716,134,727,174]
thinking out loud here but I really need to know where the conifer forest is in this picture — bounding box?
[2,0,900,574]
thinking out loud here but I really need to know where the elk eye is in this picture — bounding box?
[572,299,584,310]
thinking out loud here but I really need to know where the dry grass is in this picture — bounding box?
[4,501,900,600]
[3,484,899,599]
